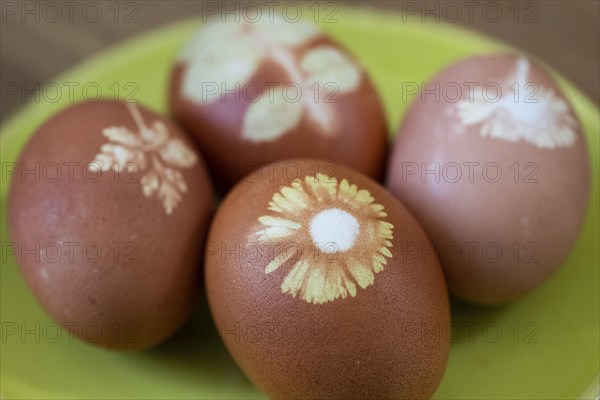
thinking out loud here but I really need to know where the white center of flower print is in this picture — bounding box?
[254,174,394,305]
[310,208,360,253]
[179,17,363,142]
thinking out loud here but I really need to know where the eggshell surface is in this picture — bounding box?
[387,54,590,305]
[205,160,450,399]
[8,101,215,350]
[170,17,387,191]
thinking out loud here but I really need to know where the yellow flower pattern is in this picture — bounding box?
[254,173,394,304]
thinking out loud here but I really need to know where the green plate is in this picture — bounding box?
[1,7,598,399]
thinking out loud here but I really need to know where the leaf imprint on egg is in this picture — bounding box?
[179,17,362,142]
[455,57,578,149]
[88,103,198,215]
[254,173,394,305]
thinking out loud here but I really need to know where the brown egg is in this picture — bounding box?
[8,101,215,350]
[387,54,590,305]
[205,159,450,399]
[169,17,387,192]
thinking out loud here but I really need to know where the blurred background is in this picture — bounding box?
[1,0,599,121]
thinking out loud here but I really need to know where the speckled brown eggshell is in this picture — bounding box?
[169,19,387,193]
[386,54,590,305]
[205,159,450,399]
[8,101,215,350]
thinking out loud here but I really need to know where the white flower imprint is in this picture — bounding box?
[456,57,578,149]
[254,173,394,305]
[89,103,198,214]
[179,17,363,142]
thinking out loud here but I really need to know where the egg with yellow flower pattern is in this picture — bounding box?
[205,160,450,399]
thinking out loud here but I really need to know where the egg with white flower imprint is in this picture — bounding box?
[8,101,215,350]
[205,160,450,399]
[386,54,591,305]
[169,17,388,192]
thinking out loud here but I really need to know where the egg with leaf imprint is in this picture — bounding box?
[8,101,215,350]
[386,54,591,305]
[169,16,387,192]
[205,159,450,399]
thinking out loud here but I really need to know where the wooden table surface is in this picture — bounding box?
[1,0,598,122]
